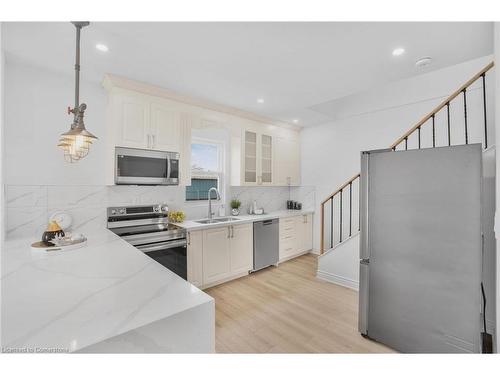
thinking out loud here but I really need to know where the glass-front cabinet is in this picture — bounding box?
[243,130,273,185]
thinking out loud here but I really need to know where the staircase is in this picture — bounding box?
[317,61,495,289]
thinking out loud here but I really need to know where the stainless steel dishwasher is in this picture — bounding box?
[252,218,279,272]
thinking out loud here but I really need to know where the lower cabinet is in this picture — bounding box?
[279,214,313,261]
[201,223,254,287]
[202,226,232,285]
[187,230,203,288]
[229,223,253,275]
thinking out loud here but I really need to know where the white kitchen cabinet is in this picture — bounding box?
[242,130,274,185]
[296,214,313,252]
[150,102,182,152]
[187,230,203,288]
[229,223,253,275]
[200,223,253,288]
[115,94,150,149]
[202,226,231,285]
[275,135,301,186]
[279,214,313,261]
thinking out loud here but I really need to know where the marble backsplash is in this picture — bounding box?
[4,184,315,240]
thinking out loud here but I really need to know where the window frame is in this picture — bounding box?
[185,137,225,204]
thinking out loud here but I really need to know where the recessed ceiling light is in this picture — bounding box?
[292,119,299,124]
[257,98,264,104]
[95,43,109,52]
[415,57,433,68]
[392,47,405,56]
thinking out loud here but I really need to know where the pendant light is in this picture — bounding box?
[58,21,98,163]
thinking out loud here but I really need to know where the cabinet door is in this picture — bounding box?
[187,230,203,288]
[244,130,258,184]
[259,134,273,184]
[301,214,313,252]
[229,223,253,275]
[295,215,307,253]
[150,102,181,151]
[275,136,300,186]
[202,226,231,285]
[116,95,150,149]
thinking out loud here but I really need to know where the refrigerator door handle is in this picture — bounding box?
[358,259,370,335]
[359,151,371,260]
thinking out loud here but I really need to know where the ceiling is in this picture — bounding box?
[2,22,493,127]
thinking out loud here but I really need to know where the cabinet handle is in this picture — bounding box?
[147,134,151,148]
[152,135,156,148]
[231,225,234,238]
[187,232,191,245]
[227,226,231,238]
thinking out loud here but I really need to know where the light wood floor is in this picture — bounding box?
[205,254,395,353]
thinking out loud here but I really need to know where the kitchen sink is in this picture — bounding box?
[195,217,241,224]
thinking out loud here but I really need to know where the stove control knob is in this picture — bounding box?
[160,205,168,213]
[111,209,117,215]
[153,206,160,213]
[119,208,126,215]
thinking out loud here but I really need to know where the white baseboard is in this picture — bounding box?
[316,270,359,291]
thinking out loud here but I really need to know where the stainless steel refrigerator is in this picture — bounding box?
[358,144,483,353]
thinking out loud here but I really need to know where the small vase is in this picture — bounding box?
[231,208,240,216]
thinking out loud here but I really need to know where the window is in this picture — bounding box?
[186,141,224,201]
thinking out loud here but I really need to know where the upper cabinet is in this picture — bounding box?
[150,102,182,152]
[114,94,183,152]
[115,94,150,149]
[275,134,301,186]
[233,126,300,187]
[242,130,274,185]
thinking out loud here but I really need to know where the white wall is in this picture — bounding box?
[302,55,495,253]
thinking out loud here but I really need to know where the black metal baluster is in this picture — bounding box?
[339,189,343,243]
[446,102,451,146]
[404,137,408,150]
[418,126,421,149]
[349,182,352,237]
[432,114,435,147]
[463,89,468,144]
[482,73,488,149]
[330,198,333,248]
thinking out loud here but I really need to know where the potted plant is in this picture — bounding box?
[230,199,241,216]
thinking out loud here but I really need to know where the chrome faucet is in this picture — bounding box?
[208,187,221,220]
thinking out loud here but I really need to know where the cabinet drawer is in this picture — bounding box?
[280,217,296,230]
[279,238,297,259]
[279,226,295,241]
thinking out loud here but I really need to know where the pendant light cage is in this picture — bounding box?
[58,21,97,163]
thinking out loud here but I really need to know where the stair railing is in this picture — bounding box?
[320,61,494,254]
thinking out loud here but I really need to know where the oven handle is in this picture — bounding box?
[136,239,187,253]
[107,218,168,229]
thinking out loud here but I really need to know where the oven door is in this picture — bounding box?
[115,147,170,185]
[136,239,187,280]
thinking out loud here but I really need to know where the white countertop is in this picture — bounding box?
[1,228,213,352]
[175,209,314,231]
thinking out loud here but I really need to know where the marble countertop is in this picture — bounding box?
[1,228,213,353]
[175,209,314,230]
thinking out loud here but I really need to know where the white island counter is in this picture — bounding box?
[1,229,214,353]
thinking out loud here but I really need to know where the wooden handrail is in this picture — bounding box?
[321,173,361,205]
[390,61,494,149]
[320,61,494,254]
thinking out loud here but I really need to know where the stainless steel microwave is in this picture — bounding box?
[115,147,180,185]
